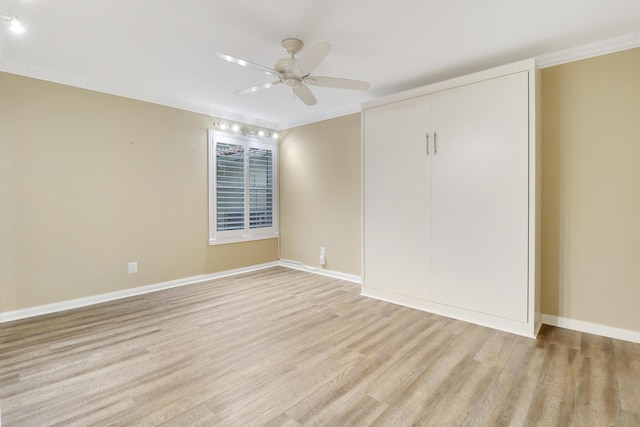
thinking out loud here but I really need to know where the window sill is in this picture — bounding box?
[208,232,279,246]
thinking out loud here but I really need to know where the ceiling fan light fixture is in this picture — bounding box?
[283,75,302,88]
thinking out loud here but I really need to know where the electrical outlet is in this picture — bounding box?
[128,262,138,274]
[320,247,326,266]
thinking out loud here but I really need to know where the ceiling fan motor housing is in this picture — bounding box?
[280,73,302,88]
[274,58,296,72]
[274,57,304,88]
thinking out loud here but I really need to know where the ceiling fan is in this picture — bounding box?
[213,38,370,106]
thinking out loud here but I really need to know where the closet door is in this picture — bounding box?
[431,72,529,321]
[363,96,431,300]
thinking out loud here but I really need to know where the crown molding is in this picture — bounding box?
[0,61,281,130]
[0,58,359,130]
[277,104,363,130]
[4,31,640,129]
[537,31,640,69]
[0,59,360,131]
[0,61,208,114]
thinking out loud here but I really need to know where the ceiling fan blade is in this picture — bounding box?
[213,52,278,76]
[294,84,317,106]
[295,41,331,75]
[305,76,370,90]
[234,81,282,95]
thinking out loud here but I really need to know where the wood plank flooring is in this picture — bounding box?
[1,266,639,426]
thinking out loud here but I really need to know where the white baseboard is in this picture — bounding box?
[0,262,279,323]
[542,314,640,344]
[6,262,638,345]
[278,259,361,283]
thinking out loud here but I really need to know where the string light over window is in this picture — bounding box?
[213,120,279,140]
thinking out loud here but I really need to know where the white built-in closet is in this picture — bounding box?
[362,59,541,337]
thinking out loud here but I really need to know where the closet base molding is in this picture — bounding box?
[541,314,640,344]
[362,288,540,339]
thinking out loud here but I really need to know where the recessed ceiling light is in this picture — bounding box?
[0,14,25,34]
[10,18,25,33]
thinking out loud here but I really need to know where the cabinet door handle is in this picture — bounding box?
[434,132,438,155]
[425,133,430,156]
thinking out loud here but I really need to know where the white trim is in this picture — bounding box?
[541,314,640,344]
[0,261,359,324]
[0,61,282,130]
[279,104,364,130]
[536,31,640,69]
[0,262,279,323]
[278,259,361,284]
[3,32,639,131]
[3,259,639,346]
[362,288,538,339]
[0,60,363,131]
[208,232,279,246]
[362,58,536,110]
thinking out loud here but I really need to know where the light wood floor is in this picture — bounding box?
[1,267,639,426]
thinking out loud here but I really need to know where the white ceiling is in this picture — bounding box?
[1,0,640,130]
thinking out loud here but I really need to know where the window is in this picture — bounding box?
[209,130,278,244]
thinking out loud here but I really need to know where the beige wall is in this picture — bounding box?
[0,72,277,312]
[279,114,361,275]
[280,48,640,334]
[3,46,640,334]
[541,47,640,331]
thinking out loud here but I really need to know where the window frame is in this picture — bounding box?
[208,129,279,245]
